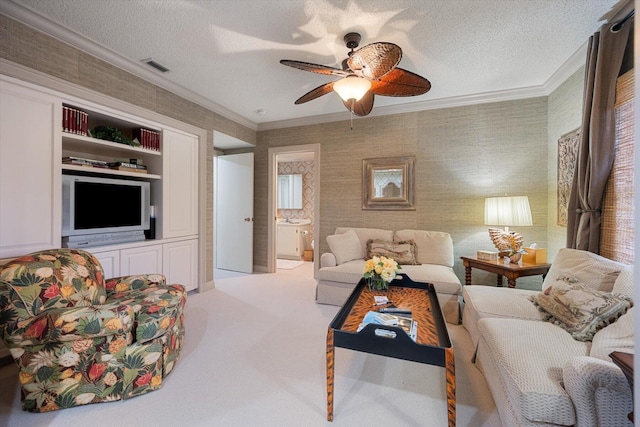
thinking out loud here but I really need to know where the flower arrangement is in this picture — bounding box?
[362,255,401,291]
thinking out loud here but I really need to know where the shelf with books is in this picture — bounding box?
[62,132,161,157]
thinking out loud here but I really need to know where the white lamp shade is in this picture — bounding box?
[484,196,533,226]
[333,76,371,102]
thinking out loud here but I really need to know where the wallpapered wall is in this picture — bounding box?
[257,74,585,288]
[277,161,315,243]
[547,68,585,257]
[257,97,555,288]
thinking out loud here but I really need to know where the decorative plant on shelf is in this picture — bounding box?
[362,255,401,291]
[90,126,140,147]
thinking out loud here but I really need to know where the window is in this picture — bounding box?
[600,69,634,264]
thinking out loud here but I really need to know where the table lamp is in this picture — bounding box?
[484,196,533,262]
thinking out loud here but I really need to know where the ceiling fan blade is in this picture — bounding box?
[370,68,431,97]
[347,42,402,80]
[280,60,350,77]
[342,91,375,117]
[294,82,335,104]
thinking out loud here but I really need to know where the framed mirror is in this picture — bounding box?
[362,156,415,210]
[278,174,303,209]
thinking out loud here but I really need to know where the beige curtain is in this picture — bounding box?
[566,18,632,252]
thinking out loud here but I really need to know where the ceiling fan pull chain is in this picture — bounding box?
[350,100,354,130]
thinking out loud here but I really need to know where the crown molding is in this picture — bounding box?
[257,85,550,131]
[258,43,588,131]
[542,41,587,94]
[0,0,257,131]
[2,0,589,134]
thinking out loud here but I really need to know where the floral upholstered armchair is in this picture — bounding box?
[0,248,187,412]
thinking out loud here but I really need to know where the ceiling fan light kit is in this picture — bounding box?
[333,76,371,102]
[280,32,431,118]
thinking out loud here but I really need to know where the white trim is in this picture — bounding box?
[257,85,552,130]
[0,0,257,131]
[1,0,590,133]
[0,59,204,137]
[543,42,588,94]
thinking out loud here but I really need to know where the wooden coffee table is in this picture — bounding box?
[326,275,455,426]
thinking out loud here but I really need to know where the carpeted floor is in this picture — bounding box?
[0,263,502,427]
[276,258,306,270]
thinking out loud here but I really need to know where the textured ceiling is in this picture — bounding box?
[4,0,623,130]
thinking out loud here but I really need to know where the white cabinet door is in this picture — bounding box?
[163,239,198,292]
[277,225,300,258]
[91,250,120,279]
[0,80,61,258]
[162,129,198,238]
[120,245,163,276]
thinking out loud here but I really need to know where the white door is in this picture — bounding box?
[216,153,254,273]
[162,128,198,238]
[0,80,61,258]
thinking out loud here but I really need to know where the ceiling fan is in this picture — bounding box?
[280,32,431,117]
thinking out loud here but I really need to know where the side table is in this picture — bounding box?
[461,256,551,288]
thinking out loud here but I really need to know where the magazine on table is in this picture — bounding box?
[357,310,418,342]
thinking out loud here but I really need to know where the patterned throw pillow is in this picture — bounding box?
[366,239,419,265]
[529,275,633,342]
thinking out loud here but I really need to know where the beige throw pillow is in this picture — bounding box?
[530,276,633,342]
[541,248,623,292]
[326,229,363,265]
[366,239,419,265]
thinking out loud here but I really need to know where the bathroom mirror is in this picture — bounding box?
[278,174,303,209]
[362,156,415,210]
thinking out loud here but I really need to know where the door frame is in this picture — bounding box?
[268,143,320,274]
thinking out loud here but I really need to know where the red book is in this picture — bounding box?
[70,109,76,134]
[62,106,69,132]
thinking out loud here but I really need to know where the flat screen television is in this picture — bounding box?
[62,174,151,238]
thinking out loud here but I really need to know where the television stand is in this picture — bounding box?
[63,230,146,248]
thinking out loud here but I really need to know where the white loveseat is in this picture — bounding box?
[316,227,462,324]
[463,248,634,427]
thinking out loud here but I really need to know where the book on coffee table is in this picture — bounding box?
[356,311,418,342]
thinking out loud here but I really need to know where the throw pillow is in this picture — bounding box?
[326,229,363,265]
[366,239,419,265]
[541,248,623,292]
[529,276,633,342]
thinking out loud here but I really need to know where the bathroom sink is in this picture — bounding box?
[278,219,311,225]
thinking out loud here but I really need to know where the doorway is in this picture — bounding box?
[268,144,320,275]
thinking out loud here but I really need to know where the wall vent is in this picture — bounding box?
[141,58,170,73]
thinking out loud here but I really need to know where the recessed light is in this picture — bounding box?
[256,109,267,115]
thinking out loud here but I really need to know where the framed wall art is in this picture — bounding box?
[557,128,580,226]
[362,156,415,210]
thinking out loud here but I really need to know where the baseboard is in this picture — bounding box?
[199,279,215,292]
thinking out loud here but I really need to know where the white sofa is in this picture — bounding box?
[463,248,634,427]
[316,227,462,324]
